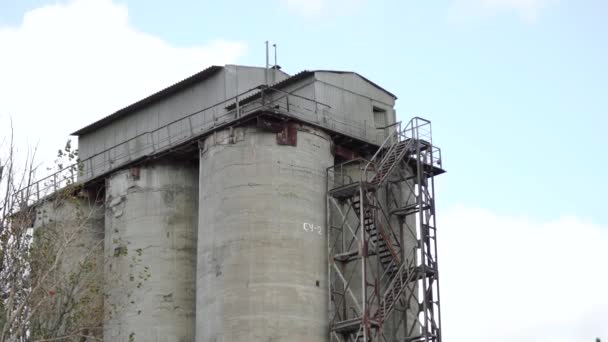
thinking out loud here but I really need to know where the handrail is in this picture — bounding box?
[12,164,79,207]
[12,85,257,203]
[14,85,335,207]
[374,121,401,130]
[15,94,442,209]
[84,86,263,163]
[375,247,417,321]
[364,122,401,173]
[263,85,333,110]
[326,158,375,191]
[363,116,444,186]
[365,124,399,183]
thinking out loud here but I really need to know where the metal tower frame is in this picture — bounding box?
[327,117,445,342]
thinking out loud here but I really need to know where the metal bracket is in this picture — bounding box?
[130,167,140,180]
[333,144,360,160]
[277,122,297,146]
[256,117,297,146]
[256,116,284,133]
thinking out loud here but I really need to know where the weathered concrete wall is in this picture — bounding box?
[263,71,397,146]
[197,125,333,342]
[314,71,396,144]
[104,162,198,342]
[31,189,104,339]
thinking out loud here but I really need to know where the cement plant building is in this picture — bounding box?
[23,64,445,342]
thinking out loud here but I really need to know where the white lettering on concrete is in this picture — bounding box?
[303,222,322,235]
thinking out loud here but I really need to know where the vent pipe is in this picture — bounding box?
[273,43,277,84]
[265,41,269,86]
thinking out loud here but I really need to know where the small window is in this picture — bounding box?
[373,106,387,128]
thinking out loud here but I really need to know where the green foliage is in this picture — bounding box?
[27,204,104,341]
[113,245,128,257]
[1,140,102,341]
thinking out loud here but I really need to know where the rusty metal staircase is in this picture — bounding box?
[370,140,413,186]
[352,193,400,275]
[328,117,445,342]
[373,250,416,322]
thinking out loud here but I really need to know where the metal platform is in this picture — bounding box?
[332,318,380,335]
[328,181,375,200]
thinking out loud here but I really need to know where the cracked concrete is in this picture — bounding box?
[104,162,198,342]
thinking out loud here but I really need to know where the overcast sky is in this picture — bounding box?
[1,0,607,341]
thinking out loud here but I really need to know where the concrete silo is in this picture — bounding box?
[104,162,198,341]
[30,189,104,339]
[197,125,333,341]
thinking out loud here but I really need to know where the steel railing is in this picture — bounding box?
[14,84,389,207]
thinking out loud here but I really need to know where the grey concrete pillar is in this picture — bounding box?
[197,125,333,342]
[104,162,198,342]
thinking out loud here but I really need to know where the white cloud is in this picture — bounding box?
[0,0,246,174]
[439,205,608,342]
[450,0,556,21]
[279,0,365,17]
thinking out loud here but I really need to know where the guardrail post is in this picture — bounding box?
[53,173,57,191]
[36,183,40,202]
[236,95,240,118]
[148,133,155,153]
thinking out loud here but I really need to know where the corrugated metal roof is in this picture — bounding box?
[72,65,223,136]
[226,69,397,110]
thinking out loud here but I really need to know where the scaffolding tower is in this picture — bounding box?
[327,117,445,342]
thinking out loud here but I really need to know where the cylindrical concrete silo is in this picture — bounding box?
[104,162,198,342]
[197,125,333,342]
[31,190,104,339]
